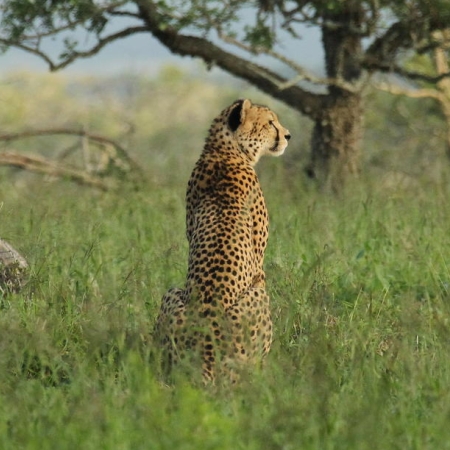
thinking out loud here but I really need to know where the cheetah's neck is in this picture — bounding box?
[203,123,257,166]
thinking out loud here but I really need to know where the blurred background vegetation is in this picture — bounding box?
[0,64,448,190]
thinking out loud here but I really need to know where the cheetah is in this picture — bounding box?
[155,99,291,383]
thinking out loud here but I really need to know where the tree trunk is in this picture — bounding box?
[306,5,364,191]
[307,91,362,192]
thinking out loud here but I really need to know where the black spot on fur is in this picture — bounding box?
[227,100,244,131]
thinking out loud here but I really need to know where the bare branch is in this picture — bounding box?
[52,26,148,71]
[4,20,84,40]
[0,127,142,175]
[368,63,450,83]
[218,32,311,81]
[195,4,369,94]
[278,71,371,93]
[215,28,368,93]
[0,38,57,68]
[374,81,444,101]
[0,152,112,190]
[1,25,147,71]
[109,10,140,19]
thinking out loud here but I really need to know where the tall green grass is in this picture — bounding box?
[1,172,450,449]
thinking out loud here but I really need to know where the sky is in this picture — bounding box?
[0,22,324,78]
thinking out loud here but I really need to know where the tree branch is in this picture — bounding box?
[134,0,324,118]
[364,20,450,83]
[0,127,141,175]
[365,21,414,68]
[374,81,444,101]
[1,26,148,71]
[366,62,450,83]
[0,152,112,190]
[218,31,366,93]
[53,25,148,71]
[0,38,57,68]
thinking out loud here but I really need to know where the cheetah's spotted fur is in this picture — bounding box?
[155,99,291,383]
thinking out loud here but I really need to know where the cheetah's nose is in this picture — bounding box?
[285,133,291,141]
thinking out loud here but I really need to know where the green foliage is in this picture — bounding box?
[389,0,450,22]
[155,0,242,33]
[0,0,110,60]
[1,0,108,37]
[244,19,275,50]
[3,0,450,60]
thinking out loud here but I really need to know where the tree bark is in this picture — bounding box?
[307,91,362,192]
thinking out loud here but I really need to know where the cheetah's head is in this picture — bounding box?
[227,99,291,164]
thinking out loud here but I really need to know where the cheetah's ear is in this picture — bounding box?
[228,99,252,131]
